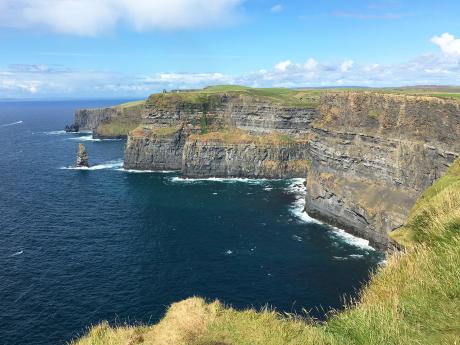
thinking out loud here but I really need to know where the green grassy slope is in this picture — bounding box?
[73,157,460,345]
[146,86,322,109]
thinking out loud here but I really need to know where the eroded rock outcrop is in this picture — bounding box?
[69,102,146,139]
[76,143,89,168]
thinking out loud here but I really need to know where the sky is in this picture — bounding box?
[0,0,460,99]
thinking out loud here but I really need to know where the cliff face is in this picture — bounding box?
[75,108,118,130]
[223,100,318,134]
[73,102,145,138]
[182,137,310,178]
[305,93,459,248]
[124,125,187,170]
[77,88,460,248]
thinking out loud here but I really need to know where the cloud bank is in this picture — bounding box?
[1,33,460,98]
[0,0,243,35]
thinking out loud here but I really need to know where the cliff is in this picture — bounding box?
[72,100,146,138]
[77,87,460,248]
[306,92,459,248]
[124,125,188,170]
[182,131,311,178]
[73,156,460,345]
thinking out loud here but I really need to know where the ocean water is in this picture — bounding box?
[0,101,383,345]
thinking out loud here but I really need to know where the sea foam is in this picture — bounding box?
[286,178,375,251]
[68,135,122,142]
[60,160,123,171]
[170,176,272,185]
[0,120,23,127]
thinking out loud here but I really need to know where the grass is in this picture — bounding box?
[144,85,460,112]
[73,156,460,345]
[130,125,180,139]
[188,129,308,146]
[95,120,140,138]
[115,100,146,109]
[390,157,460,247]
[367,110,381,119]
[146,85,322,109]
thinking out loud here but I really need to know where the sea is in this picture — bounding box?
[0,100,383,345]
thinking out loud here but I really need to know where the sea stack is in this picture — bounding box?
[65,123,79,133]
[76,143,89,168]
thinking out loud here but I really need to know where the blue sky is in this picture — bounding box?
[1,0,460,99]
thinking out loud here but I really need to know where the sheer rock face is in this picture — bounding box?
[305,93,459,248]
[182,140,310,179]
[76,143,89,168]
[124,126,188,171]
[84,92,460,248]
[74,108,118,131]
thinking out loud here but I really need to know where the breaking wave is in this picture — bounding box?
[60,160,123,171]
[0,120,23,127]
[170,176,272,185]
[67,135,122,142]
[43,130,66,135]
[286,178,375,251]
[119,169,177,174]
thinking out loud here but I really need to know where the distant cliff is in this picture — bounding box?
[74,86,460,248]
[72,100,146,138]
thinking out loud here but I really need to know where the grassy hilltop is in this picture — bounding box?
[146,85,460,109]
[73,156,460,345]
[92,85,460,138]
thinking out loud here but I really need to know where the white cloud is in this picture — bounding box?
[340,59,354,72]
[270,4,283,13]
[431,33,460,59]
[274,60,293,71]
[304,58,318,70]
[0,0,243,36]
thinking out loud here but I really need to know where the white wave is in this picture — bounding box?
[118,168,176,174]
[333,256,347,261]
[292,234,303,242]
[0,120,23,127]
[170,176,272,184]
[60,160,123,171]
[224,250,233,255]
[11,250,23,256]
[68,135,122,142]
[287,178,322,225]
[348,254,364,259]
[330,228,375,251]
[286,178,375,251]
[43,130,66,135]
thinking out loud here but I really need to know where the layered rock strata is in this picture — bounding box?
[305,93,460,248]
[124,125,189,171]
[182,136,310,179]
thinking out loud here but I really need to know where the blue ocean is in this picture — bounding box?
[0,101,383,345]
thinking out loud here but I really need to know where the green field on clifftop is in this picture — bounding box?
[143,85,460,111]
[146,85,322,109]
[73,157,460,345]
